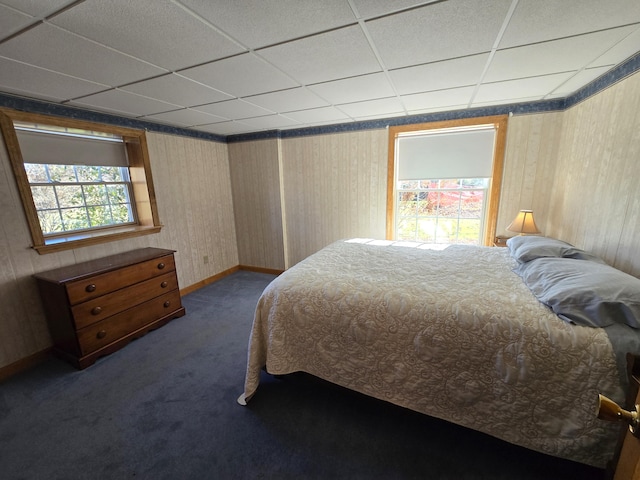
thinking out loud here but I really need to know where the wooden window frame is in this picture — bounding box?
[387,115,508,246]
[0,108,162,254]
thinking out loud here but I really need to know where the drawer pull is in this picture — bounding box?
[157,262,165,270]
[85,284,97,293]
[91,306,102,315]
[161,281,168,288]
[163,300,171,308]
[96,330,107,339]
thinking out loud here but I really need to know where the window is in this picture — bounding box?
[0,108,162,254]
[397,178,489,244]
[387,116,508,246]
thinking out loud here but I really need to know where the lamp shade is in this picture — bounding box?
[507,210,540,235]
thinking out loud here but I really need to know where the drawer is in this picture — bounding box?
[66,254,175,305]
[71,271,179,330]
[77,290,182,356]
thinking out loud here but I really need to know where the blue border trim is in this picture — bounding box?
[0,93,227,143]
[227,99,567,142]
[564,52,640,109]
[1,52,638,145]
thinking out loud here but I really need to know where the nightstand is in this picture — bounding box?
[493,235,511,247]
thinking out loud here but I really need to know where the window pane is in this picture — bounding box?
[398,180,419,190]
[107,184,128,204]
[47,165,76,182]
[38,210,63,234]
[416,218,436,243]
[417,191,438,215]
[461,190,484,218]
[461,178,488,188]
[83,184,108,206]
[457,219,481,244]
[420,180,439,189]
[441,179,461,189]
[25,163,47,182]
[439,191,461,217]
[100,166,124,182]
[436,218,458,243]
[76,165,101,182]
[111,203,133,223]
[397,218,417,241]
[61,207,90,231]
[88,206,112,227]
[31,186,57,210]
[398,191,417,216]
[55,185,84,208]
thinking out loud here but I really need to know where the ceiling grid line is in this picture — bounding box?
[0,0,638,136]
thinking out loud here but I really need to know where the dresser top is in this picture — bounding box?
[33,247,176,284]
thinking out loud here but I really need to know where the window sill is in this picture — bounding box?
[33,225,162,254]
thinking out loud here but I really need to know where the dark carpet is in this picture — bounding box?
[0,270,606,479]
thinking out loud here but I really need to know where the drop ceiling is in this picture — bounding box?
[0,0,639,138]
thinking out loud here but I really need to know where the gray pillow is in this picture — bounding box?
[514,257,640,329]
[506,235,604,263]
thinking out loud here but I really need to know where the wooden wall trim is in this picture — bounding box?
[0,348,53,383]
[386,115,509,245]
[179,266,240,296]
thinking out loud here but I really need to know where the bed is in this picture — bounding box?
[238,237,640,468]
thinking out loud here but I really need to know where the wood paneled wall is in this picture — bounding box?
[548,72,640,276]
[496,112,564,235]
[280,129,388,266]
[228,138,285,271]
[0,131,237,370]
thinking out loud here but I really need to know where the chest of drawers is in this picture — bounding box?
[34,247,186,369]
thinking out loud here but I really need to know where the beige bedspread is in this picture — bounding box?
[240,239,624,467]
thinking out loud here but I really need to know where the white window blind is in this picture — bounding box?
[396,127,495,180]
[15,129,128,167]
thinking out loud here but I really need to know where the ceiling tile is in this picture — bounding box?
[180,53,298,98]
[337,97,405,118]
[240,114,301,130]
[401,86,475,112]
[485,27,637,83]
[549,66,614,97]
[280,106,351,124]
[389,54,489,95]
[589,27,640,68]
[365,0,512,69]
[307,72,396,105]
[0,4,33,38]
[193,121,255,136]
[0,23,165,86]
[473,73,575,104]
[121,74,233,108]
[244,87,328,113]
[258,25,382,84]
[140,108,228,127]
[500,0,640,49]
[405,104,468,116]
[178,0,356,49]
[350,0,440,19]
[0,56,109,101]
[70,89,182,117]
[193,99,274,120]
[49,0,244,71]
[0,0,76,17]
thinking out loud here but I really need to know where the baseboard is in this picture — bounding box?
[180,264,283,297]
[3,266,283,381]
[0,348,52,383]
[239,265,284,275]
[180,265,240,296]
